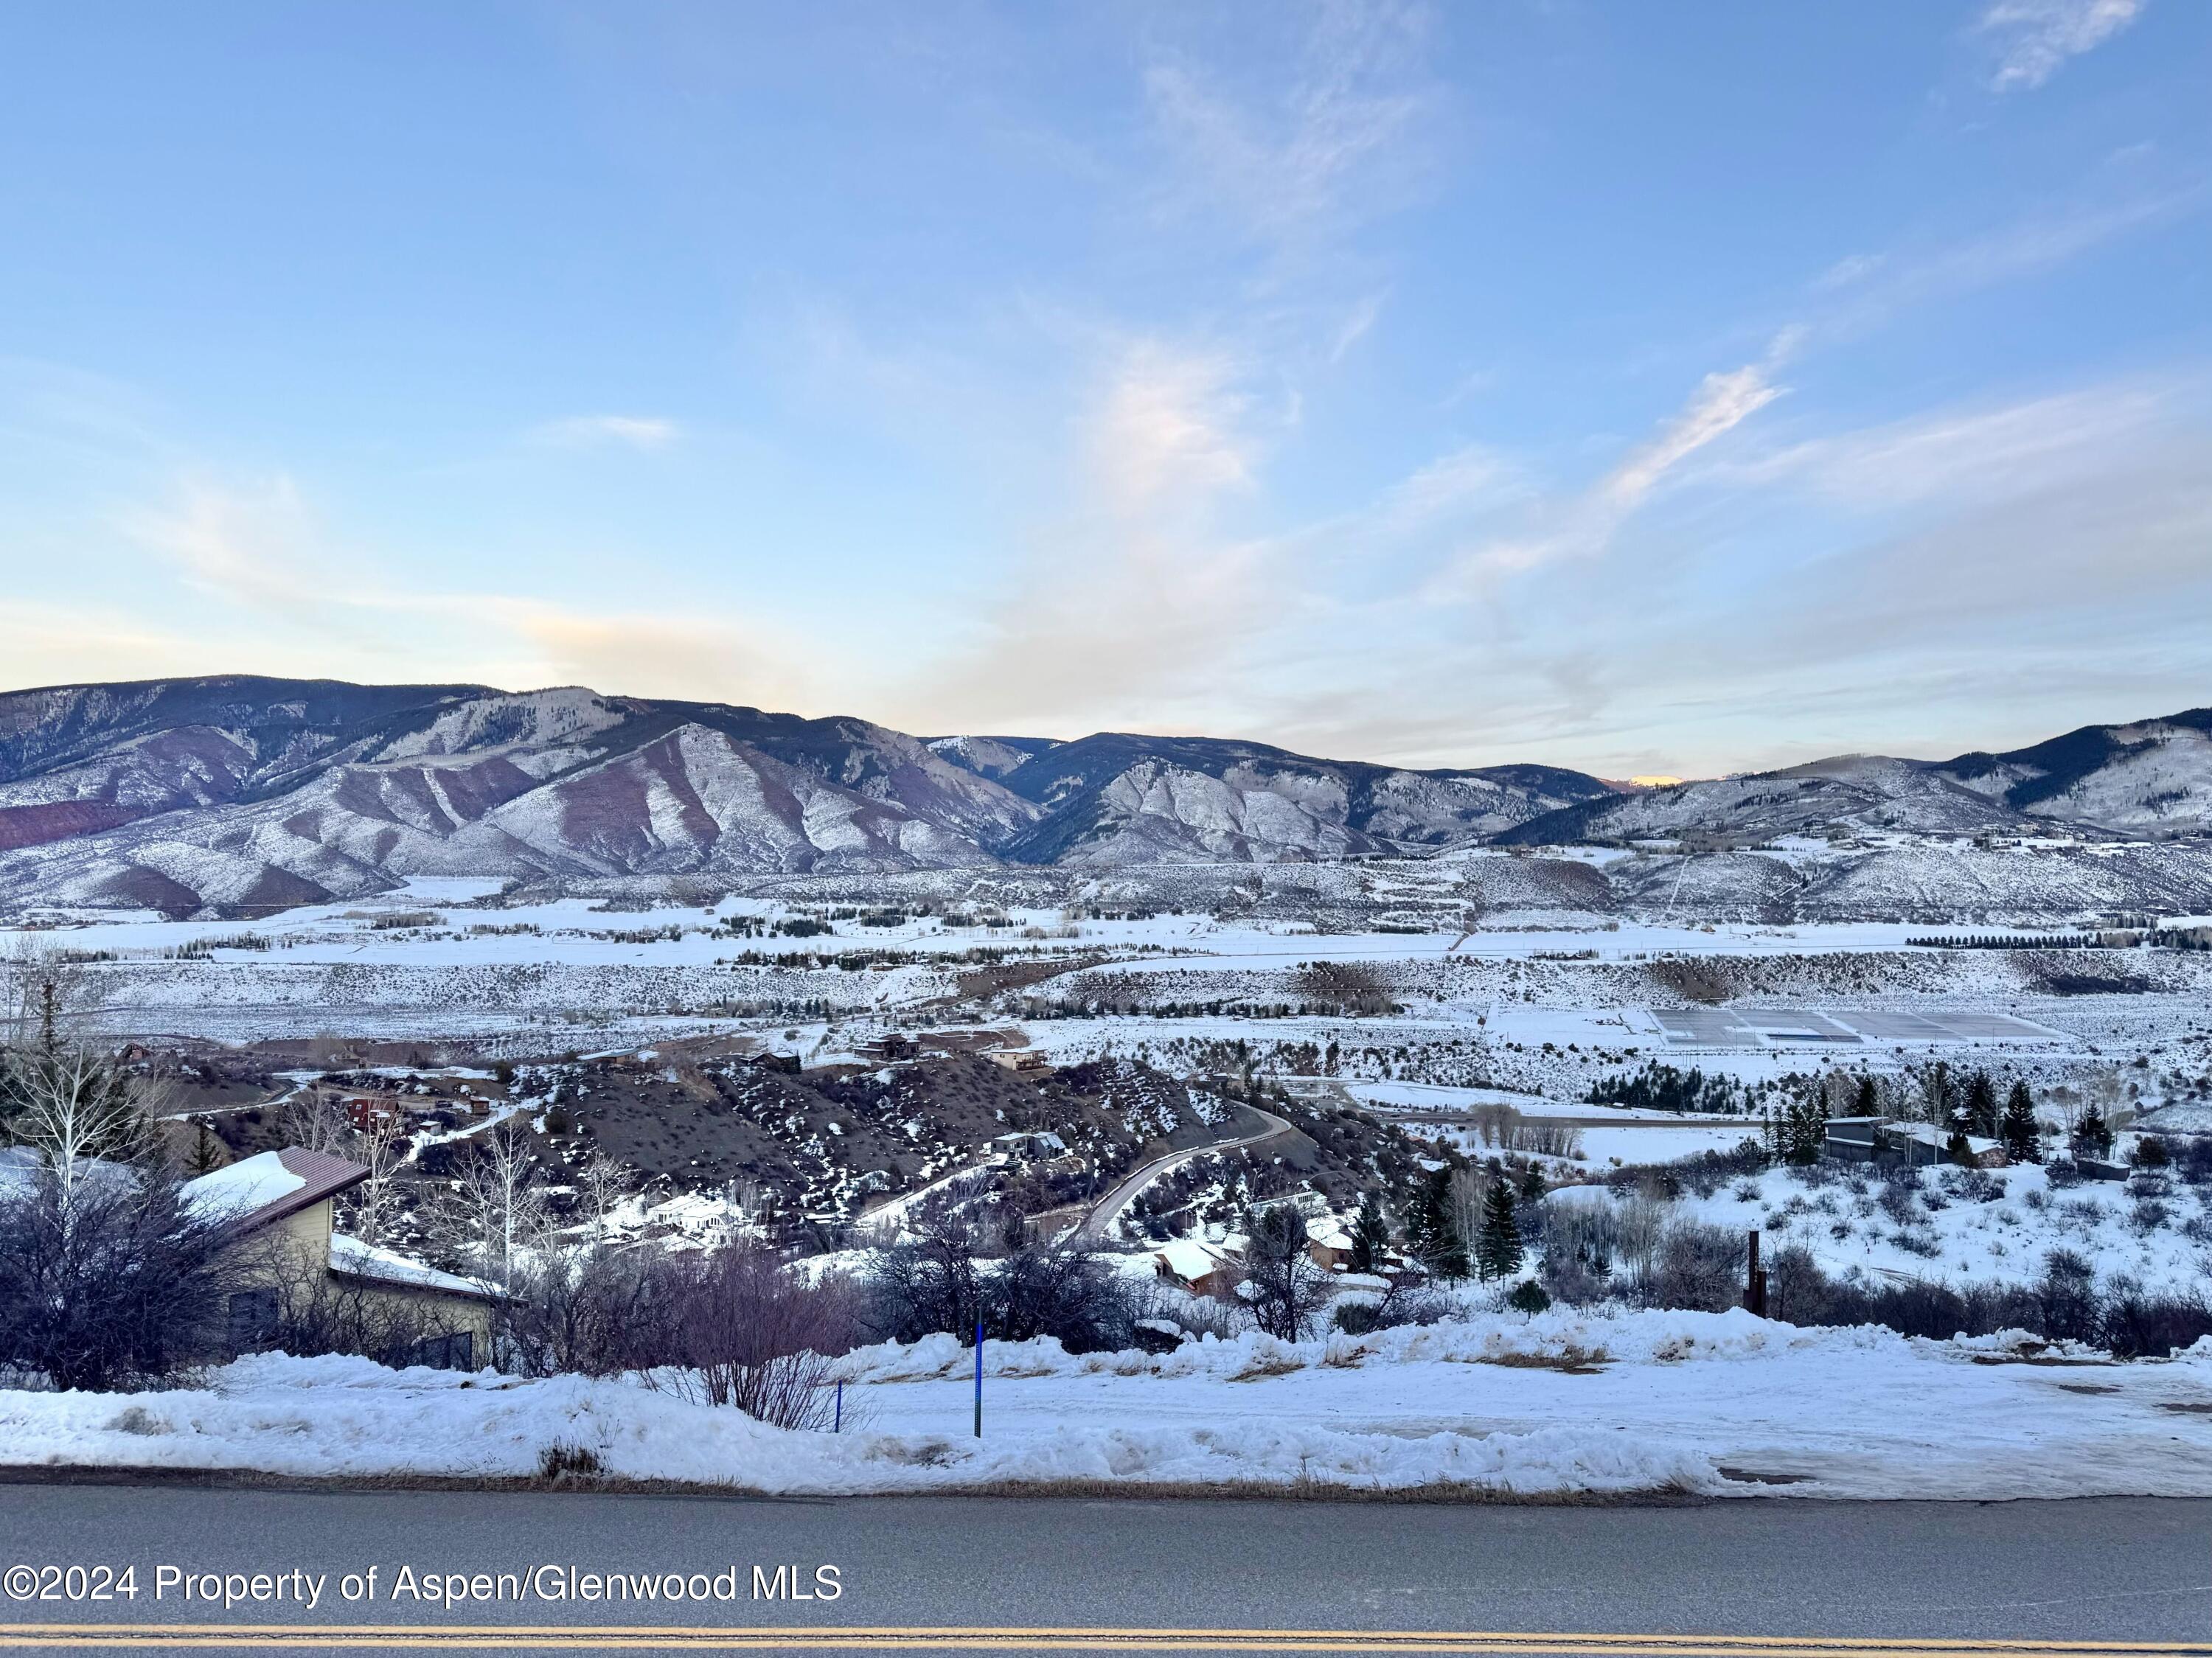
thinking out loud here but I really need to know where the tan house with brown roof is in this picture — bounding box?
[189,1148,499,1370]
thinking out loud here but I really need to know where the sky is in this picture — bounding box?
[2,1,2208,780]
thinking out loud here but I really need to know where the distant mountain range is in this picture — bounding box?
[0,675,2204,915]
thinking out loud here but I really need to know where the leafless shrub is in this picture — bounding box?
[863,1219,1139,1353]
[0,1157,243,1391]
[1509,1122,1583,1158]
[503,1245,672,1379]
[1330,1280,1450,1335]
[642,1247,862,1431]
[257,1243,472,1370]
[1644,1219,1747,1312]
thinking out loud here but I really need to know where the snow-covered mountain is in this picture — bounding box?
[0,678,1606,910]
[981,733,1610,866]
[1,676,2205,916]
[1498,709,2212,849]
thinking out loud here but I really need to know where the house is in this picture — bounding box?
[987,1050,1052,1078]
[187,1148,498,1369]
[990,1129,1067,1162]
[858,1034,919,1063]
[1152,1236,1241,1298]
[1305,1215,1357,1271]
[1823,1116,2008,1168]
[344,1096,404,1132]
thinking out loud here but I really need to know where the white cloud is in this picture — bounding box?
[1727,380,2182,509]
[1141,1,1434,246]
[531,414,681,450]
[1977,0,2145,91]
[1084,341,1255,520]
[1440,360,1784,586]
[119,472,333,613]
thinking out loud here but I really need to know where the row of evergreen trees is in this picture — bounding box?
[1396,1164,1534,1281]
[1761,1063,2064,1167]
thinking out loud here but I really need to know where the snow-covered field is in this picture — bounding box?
[6,1311,2209,1500]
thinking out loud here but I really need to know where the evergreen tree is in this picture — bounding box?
[1405,1166,1469,1279]
[1348,1190,1390,1276]
[1998,1081,2040,1163]
[1945,1122,1974,1166]
[1506,1279,1551,1317]
[1854,1073,1879,1117]
[1964,1070,1999,1138]
[2071,1104,2113,1161]
[1474,1181,1522,1281]
[185,1117,224,1178]
[1778,1081,1828,1164]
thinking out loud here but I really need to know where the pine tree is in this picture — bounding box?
[1474,1181,1522,1281]
[1348,1190,1390,1275]
[1964,1071,1999,1138]
[186,1117,224,1178]
[1405,1166,1469,1279]
[1854,1073,1879,1117]
[2072,1103,2113,1161]
[1998,1081,2040,1163]
[1506,1278,1551,1317]
[1945,1123,1974,1165]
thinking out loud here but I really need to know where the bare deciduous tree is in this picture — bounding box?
[1,988,154,1232]
[437,1123,549,1290]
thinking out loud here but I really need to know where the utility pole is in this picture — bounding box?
[973,1314,984,1438]
[1745,1227,1767,1318]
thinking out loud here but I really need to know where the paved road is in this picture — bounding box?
[1074,1107,1301,1241]
[0,1484,2205,1654]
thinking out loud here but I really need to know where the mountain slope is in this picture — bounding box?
[1936,708,2212,835]
[1497,708,2212,849]
[995,733,1612,865]
[2,676,2205,915]
[0,680,1043,911]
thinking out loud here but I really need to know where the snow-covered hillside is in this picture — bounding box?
[3,677,2208,917]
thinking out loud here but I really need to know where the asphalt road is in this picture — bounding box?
[1074,1106,1301,1241]
[0,1483,2206,1654]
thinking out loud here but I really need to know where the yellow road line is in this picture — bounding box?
[0,1645,2203,1654]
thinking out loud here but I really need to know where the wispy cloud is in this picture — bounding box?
[1977,0,2145,91]
[106,468,818,711]
[529,414,681,450]
[1439,358,1785,588]
[1141,0,1436,248]
[119,472,335,613]
[906,338,1280,732]
[1722,379,2184,508]
[1085,341,1255,520]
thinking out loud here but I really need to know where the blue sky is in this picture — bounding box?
[2,1,2206,778]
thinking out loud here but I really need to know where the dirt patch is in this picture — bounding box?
[1467,1347,1609,1376]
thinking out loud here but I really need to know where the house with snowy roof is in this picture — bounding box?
[187,1148,499,1368]
[1152,1236,1241,1298]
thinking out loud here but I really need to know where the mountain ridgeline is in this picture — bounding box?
[0,675,2205,915]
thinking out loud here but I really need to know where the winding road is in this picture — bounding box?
[1073,1105,1302,1242]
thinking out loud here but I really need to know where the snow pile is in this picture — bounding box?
[4,1307,2207,1500]
[0,1350,1702,1499]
